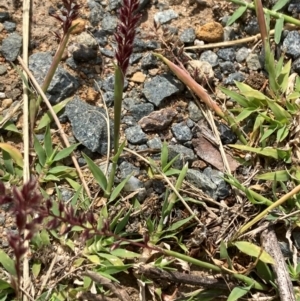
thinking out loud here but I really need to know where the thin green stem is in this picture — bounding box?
[228,0,300,26]
[226,176,274,207]
[162,248,268,291]
[105,66,124,197]
[234,183,300,239]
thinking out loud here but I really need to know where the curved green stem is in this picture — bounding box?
[228,0,300,26]
[162,248,268,291]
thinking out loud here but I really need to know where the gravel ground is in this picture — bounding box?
[1,0,300,298]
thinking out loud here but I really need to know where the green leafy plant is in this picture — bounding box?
[33,125,80,183]
[226,0,300,44]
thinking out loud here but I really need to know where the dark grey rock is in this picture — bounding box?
[138,0,151,11]
[152,180,165,194]
[1,33,22,61]
[125,125,147,144]
[108,0,121,11]
[188,101,203,122]
[214,69,223,81]
[130,53,143,64]
[179,28,196,44]
[217,122,237,144]
[60,189,74,202]
[87,0,100,9]
[219,61,235,74]
[224,72,245,85]
[89,5,105,26]
[141,53,158,69]
[186,169,217,199]
[147,137,162,149]
[235,47,250,63]
[217,48,235,62]
[102,91,115,106]
[122,116,136,126]
[137,144,148,151]
[92,29,108,46]
[223,26,236,41]
[101,15,118,34]
[73,45,98,62]
[146,40,159,50]
[143,73,184,107]
[244,18,260,35]
[100,48,114,58]
[292,231,300,250]
[133,38,148,52]
[203,167,230,199]
[292,57,300,75]
[119,161,140,178]
[0,64,7,75]
[172,122,193,142]
[129,103,154,122]
[101,74,128,92]
[29,52,79,104]
[0,12,10,22]
[278,241,293,258]
[66,57,78,69]
[200,50,219,67]
[221,15,230,26]
[186,118,194,128]
[122,97,136,110]
[246,53,262,70]
[124,176,144,192]
[168,144,195,169]
[3,21,16,32]
[154,9,178,24]
[65,97,113,154]
[288,3,300,13]
[282,31,300,59]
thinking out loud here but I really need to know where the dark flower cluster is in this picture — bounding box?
[0,180,44,285]
[0,179,151,294]
[114,0,142,74]
[49,0,81,39]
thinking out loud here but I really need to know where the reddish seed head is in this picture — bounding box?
[115,0,142,74]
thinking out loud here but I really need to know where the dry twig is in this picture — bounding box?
[17,56,91,198]
[261,227,296,301]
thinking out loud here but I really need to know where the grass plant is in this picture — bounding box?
[2,0,300,298]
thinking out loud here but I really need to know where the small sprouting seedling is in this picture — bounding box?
[33,125,80,182]
[287,261,300,281]
[147,141,181,178]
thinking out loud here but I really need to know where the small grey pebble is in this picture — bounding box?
[200,50,219,67]
[224,72,245,85]
[179,28,196,44]
[172,122,193,142]
[125,125,147,144]
[235,47,251,63]
[217,48,235,62]
[147,137,162,149]
[3,21,16,32]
